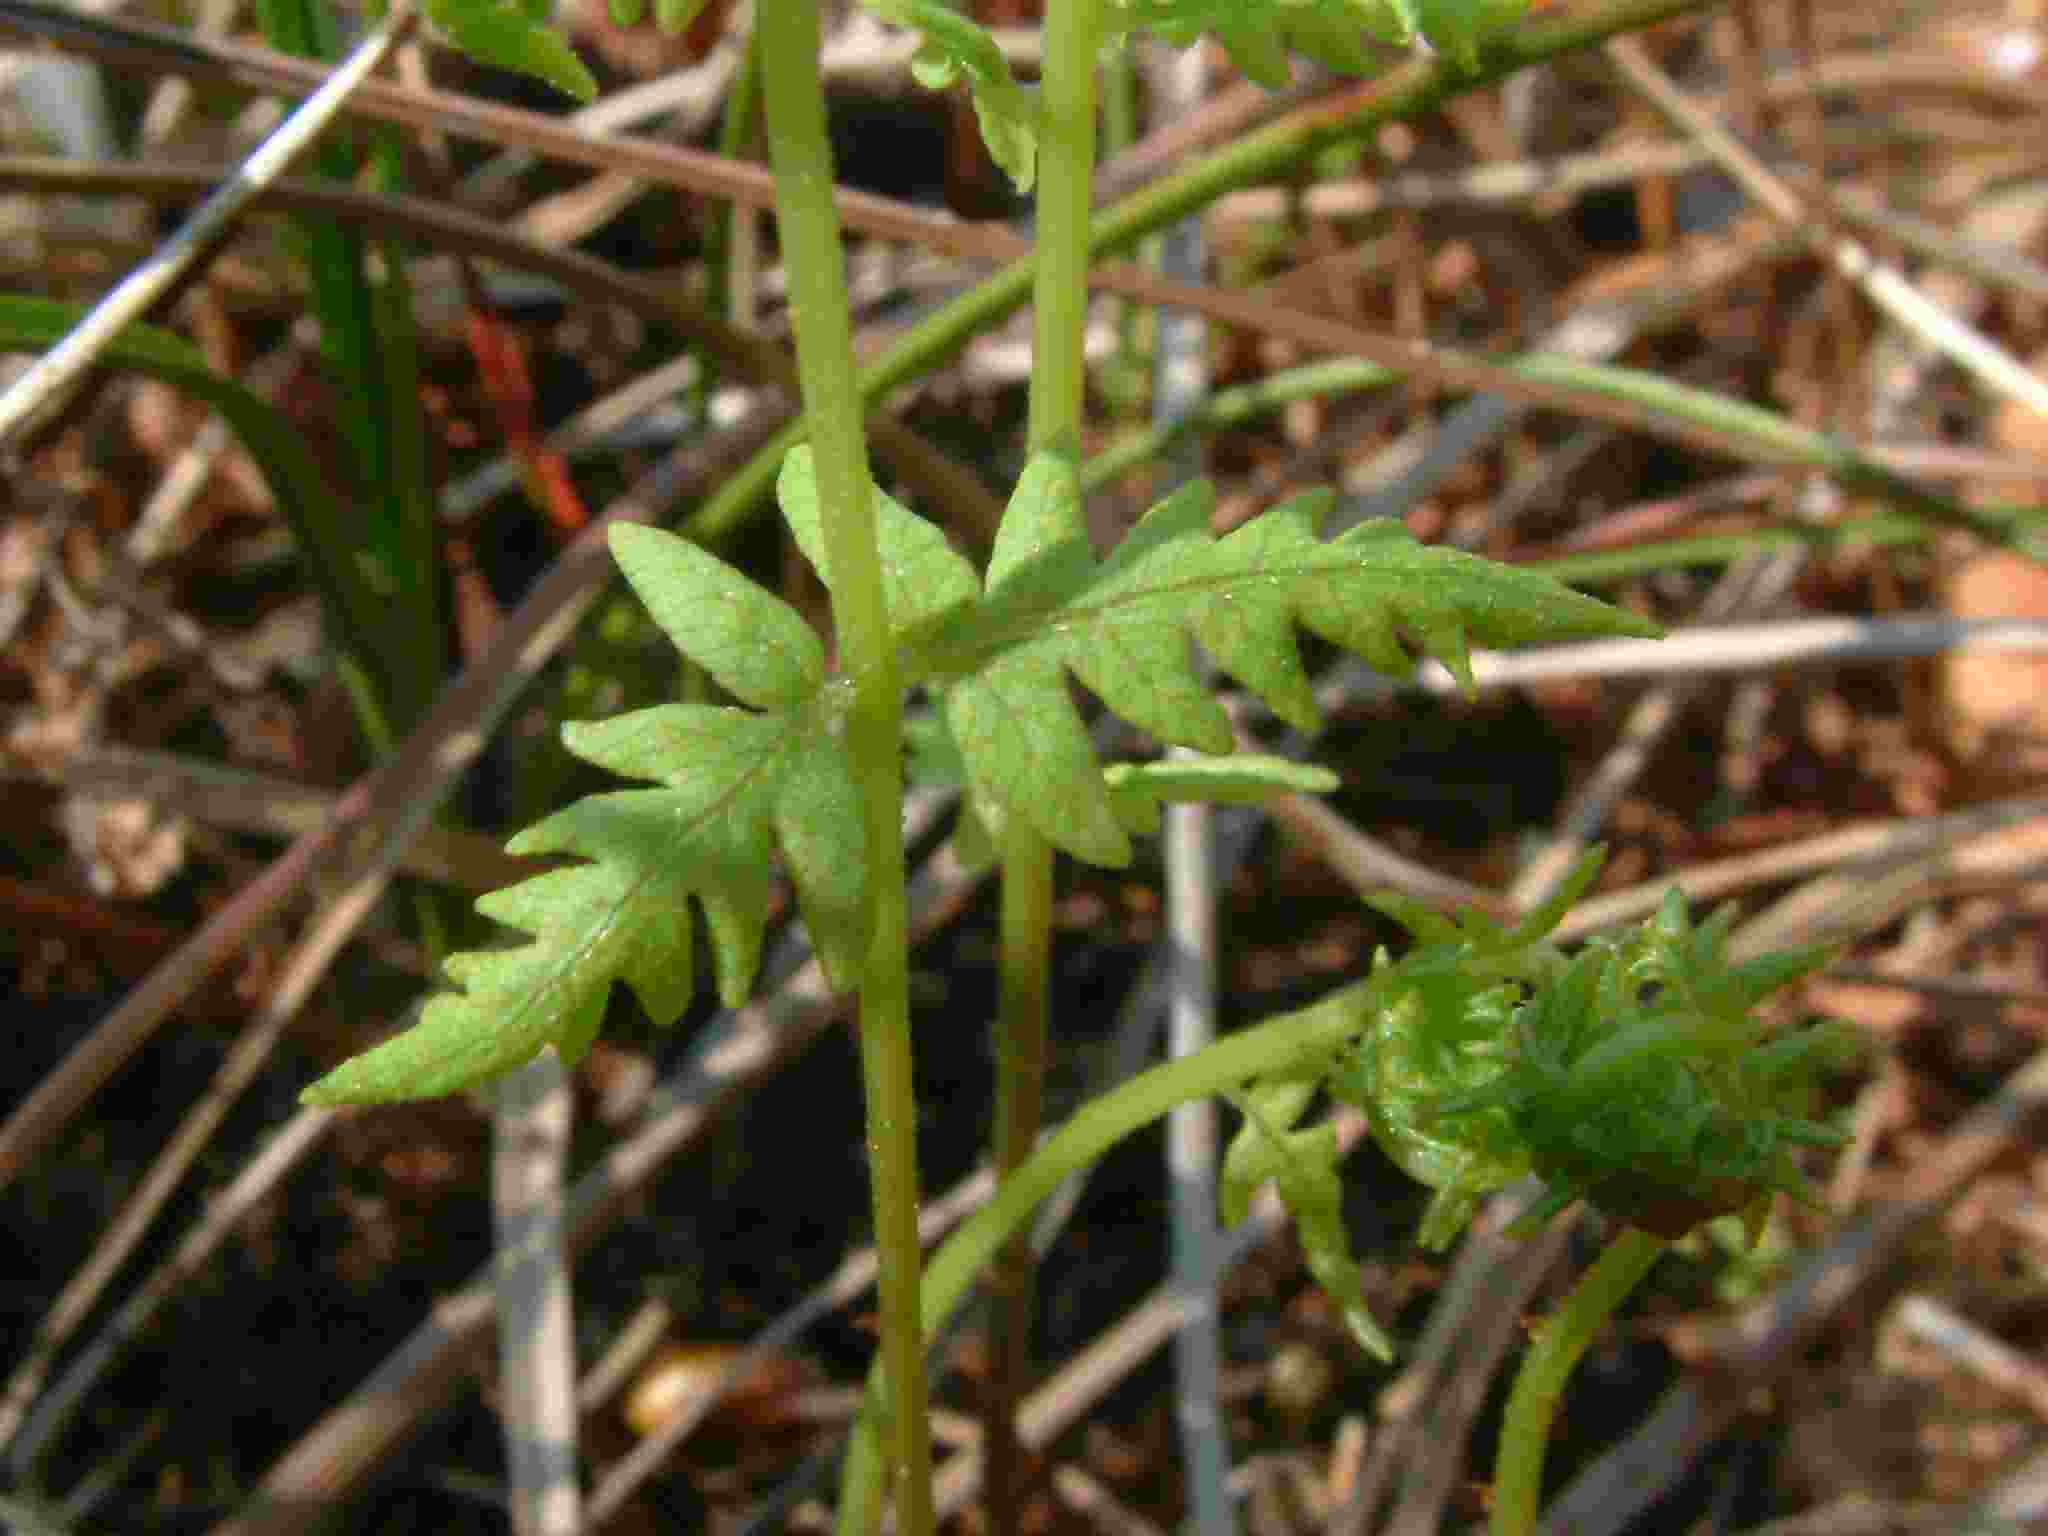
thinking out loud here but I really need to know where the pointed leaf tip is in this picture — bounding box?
[609,524,824,709]
[307,692,860,1104]
[776,447,978,638]
[425,0,597,100]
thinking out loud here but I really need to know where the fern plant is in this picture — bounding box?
[296,0,1851,1533]
[304,446,1652,1104]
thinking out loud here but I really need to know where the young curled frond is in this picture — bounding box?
[1223,1079,1396,1361]
[1321,851,1853,1250]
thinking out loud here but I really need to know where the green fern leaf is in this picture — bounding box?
[308,431,1649,1104]
[1225,1079,1395,1360]
[861,0,1038,191]
[304,522,864,1106]
[1107,0,1531,81]
[303,863,685,1106]
[1107,0,1418,87]
[424,0,597,100]
[609,523,825,709]
[774,448,980,641]
[918,448,1658,868]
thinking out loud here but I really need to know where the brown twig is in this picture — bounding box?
[0,155,1812,472]
[1605,33,2048,419]
[2,747,535,891]
[0,846,400,1448]
[0,157,1007,543]
[583,1158,1000,1527]
[0,19,2006,478]
[6,1107,337,1478]
[0,423,765,1198]
[0,778,369,1196]
[0,3,415,447]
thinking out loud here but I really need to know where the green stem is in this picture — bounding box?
[1027,0,1100,453]
[712,24,763,333]
[985,817,1052,1528]
[840,982,1372,1530]
[1100,42,1143,399]
[983,3,1101,1522]
[1504,354,2015,540]
[1531,516,1936,587]
[1082,359,1401,491]
[756,7,928,1536]
[1079,354,2037,546]
[1489,1227,1668,1536]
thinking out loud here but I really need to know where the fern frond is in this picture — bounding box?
[1334,852,1851,1247]
[309,440,1653,1104]
[862,0,1039,191]
[1224,1078,1395,1360]
[303,525,864,1105]
[915,447,1660,868]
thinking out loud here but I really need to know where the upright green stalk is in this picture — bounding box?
[986,829,1051,1525]
[688,0,1715,548]
[756,8,929,1535]
[1490,1228,1668,1536]
[841,984,1369,1531]
[984,0,1102,1520]
[1027,0,1100,447]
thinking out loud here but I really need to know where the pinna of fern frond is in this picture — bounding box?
[914,451,1656,868]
